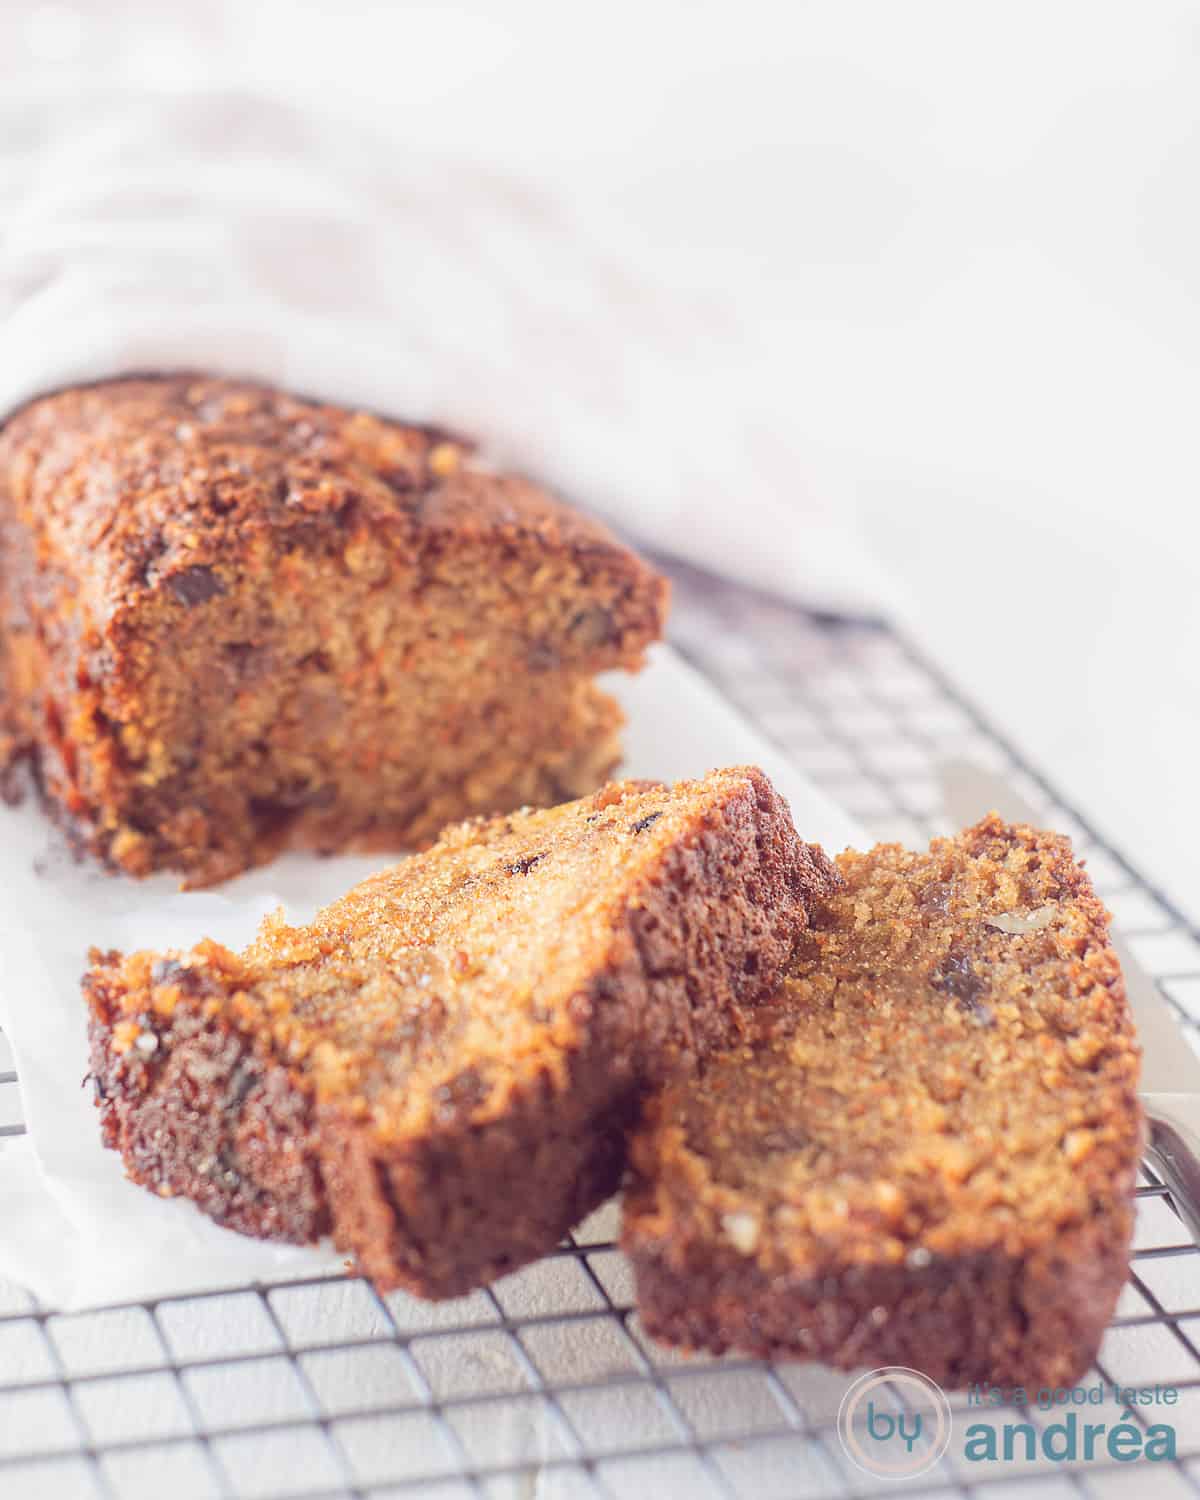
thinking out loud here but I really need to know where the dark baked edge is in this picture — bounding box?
[85,970,328,1244]
[625,1200,1135,1390]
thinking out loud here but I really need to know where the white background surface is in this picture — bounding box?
[2,0,1198,915]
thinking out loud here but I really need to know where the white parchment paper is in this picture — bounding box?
[0,646,863,1311]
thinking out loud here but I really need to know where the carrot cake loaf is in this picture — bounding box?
[0,377,667,884]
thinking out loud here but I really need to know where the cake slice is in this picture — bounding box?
[622,817,1143,1389]
[0,376,667,885]
[85,767,839,1296]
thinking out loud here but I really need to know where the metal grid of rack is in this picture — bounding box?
[2,560,1199,1500]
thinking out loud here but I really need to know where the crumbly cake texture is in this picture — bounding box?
[85,767,838,1297]
[622,817,1143,1389]
[0,376,667,885]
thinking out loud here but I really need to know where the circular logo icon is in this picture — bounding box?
[837,1366,953,1480]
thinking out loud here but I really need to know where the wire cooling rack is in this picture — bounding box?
[2,560,1200,1500]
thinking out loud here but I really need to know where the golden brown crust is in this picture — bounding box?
[0,376,668,884]
[85,767,839,1296]
[622,816,1143,1388]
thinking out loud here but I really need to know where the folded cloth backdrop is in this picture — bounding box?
[0,85,892,617]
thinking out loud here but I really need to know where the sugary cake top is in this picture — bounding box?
[0,375,667,640]
[97,767,826,1142]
